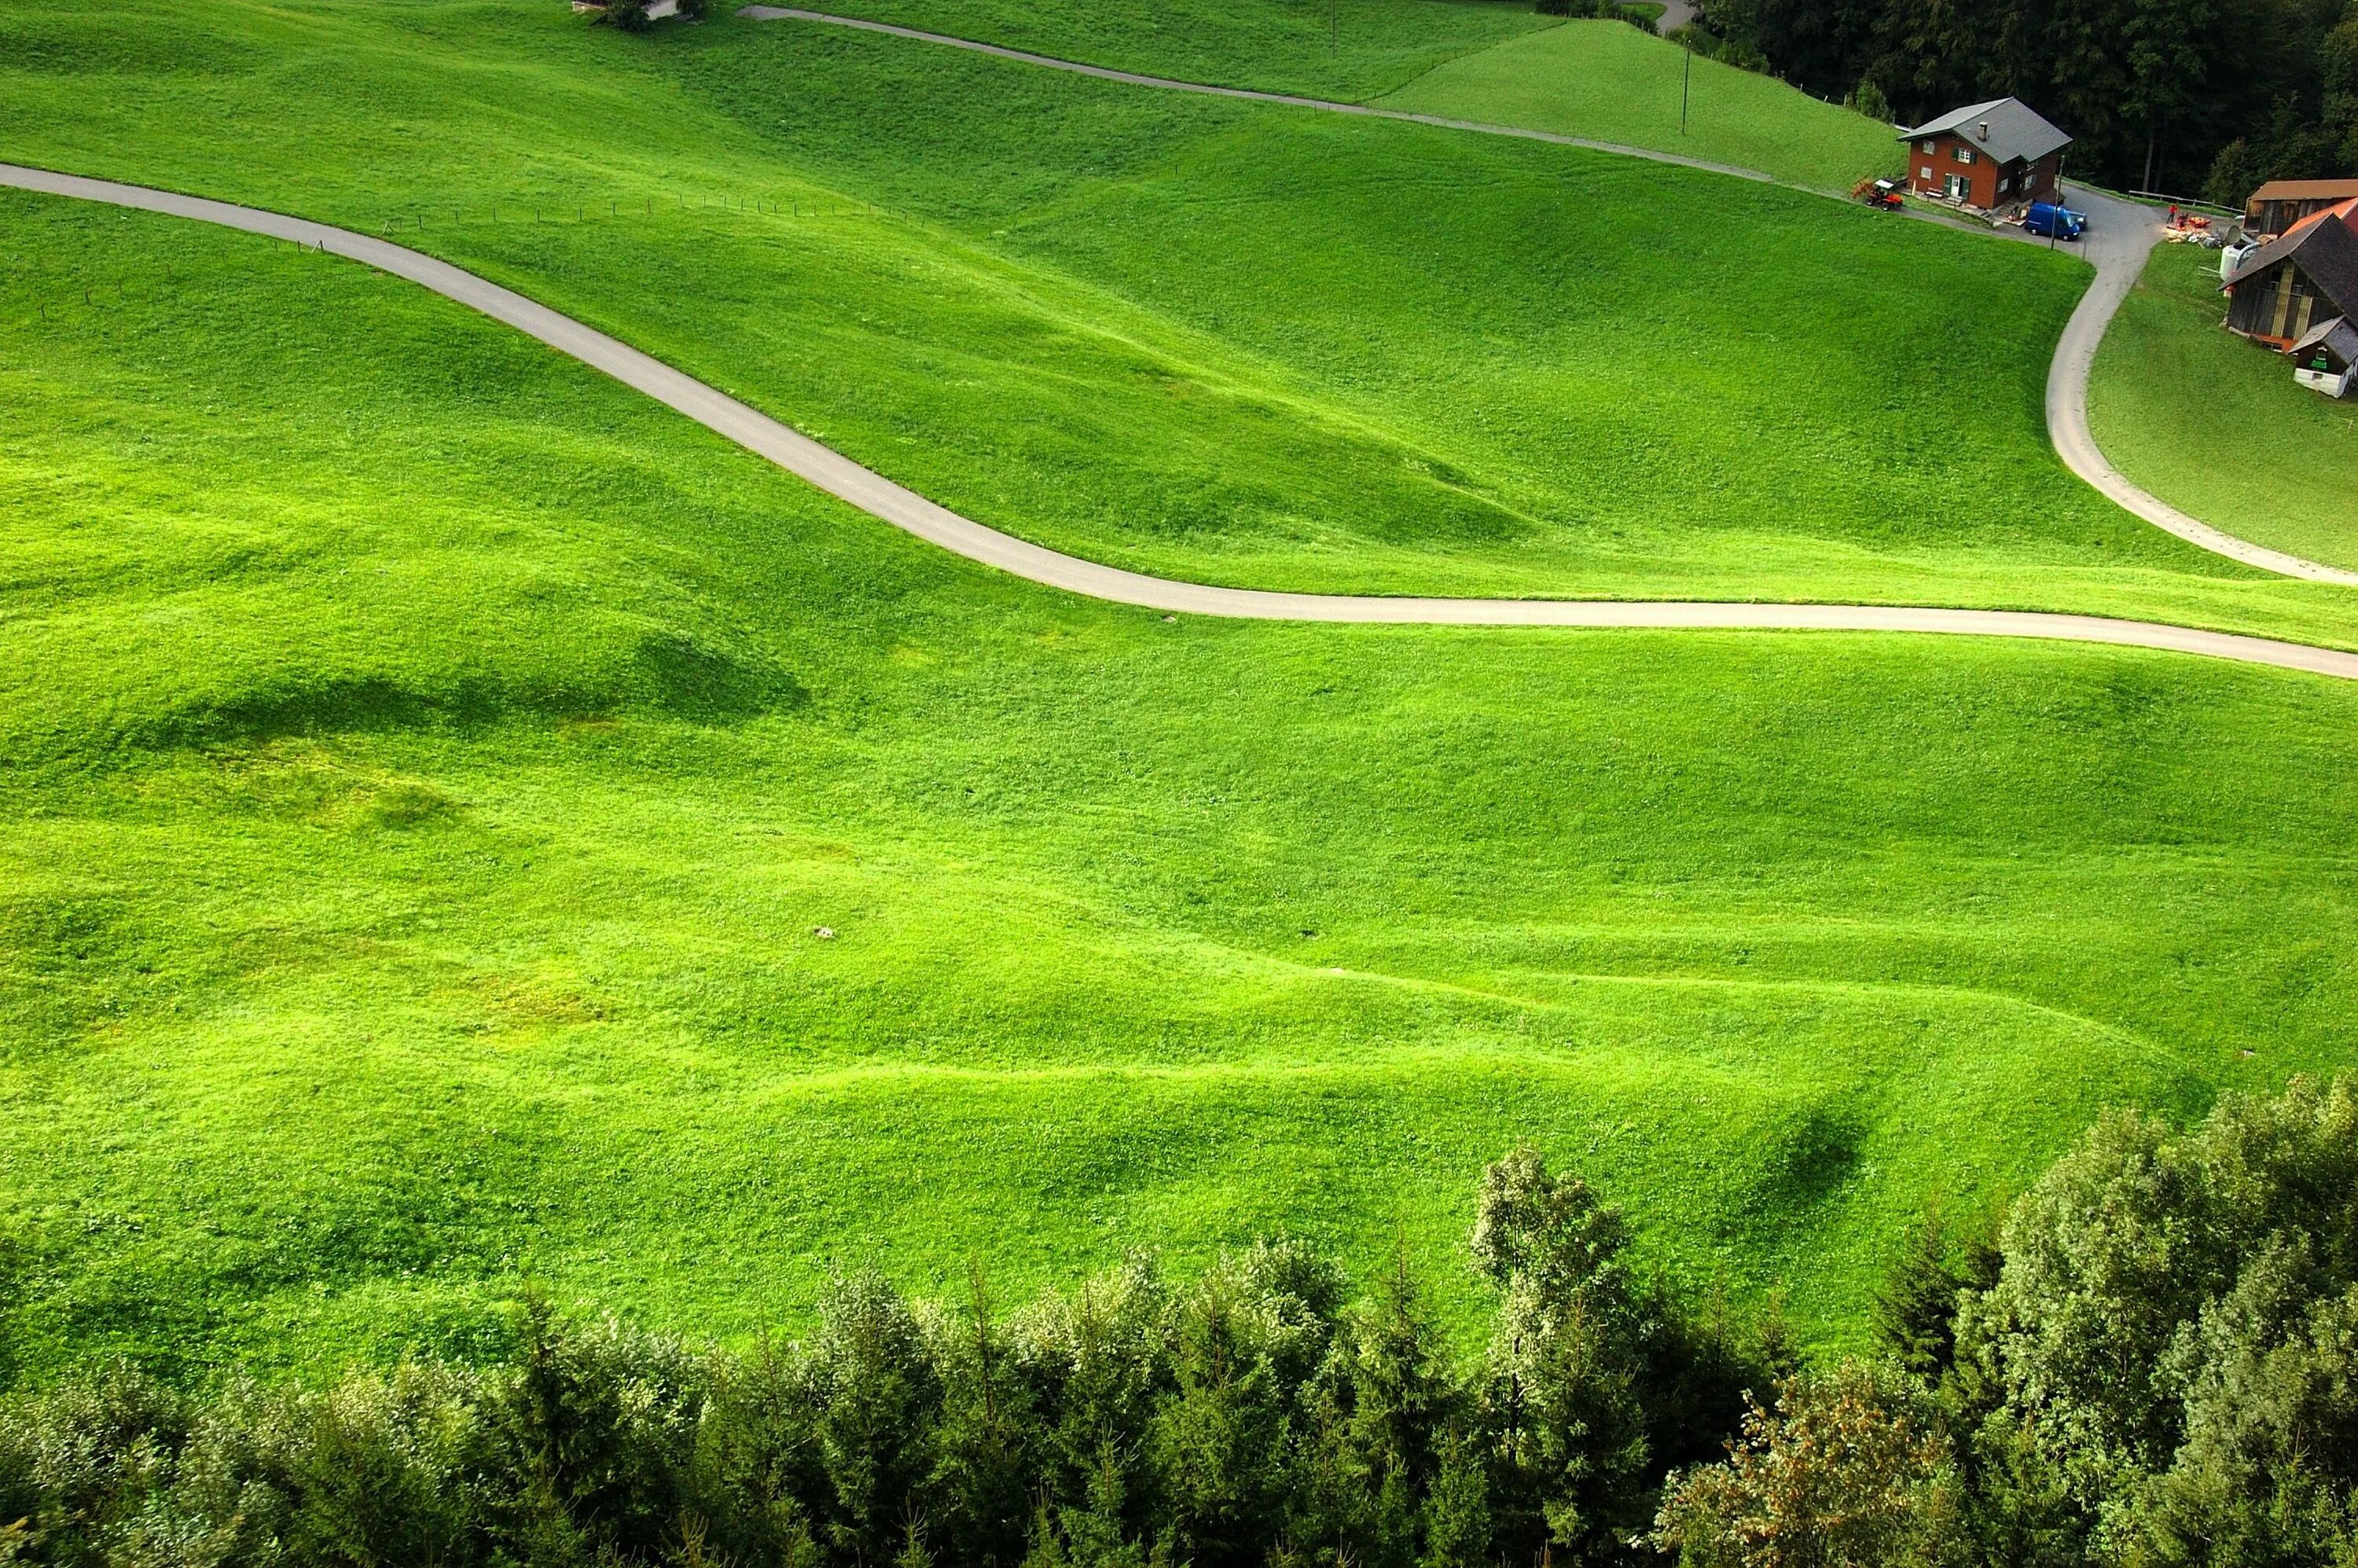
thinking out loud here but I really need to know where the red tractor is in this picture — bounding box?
[1854,177,1905,210]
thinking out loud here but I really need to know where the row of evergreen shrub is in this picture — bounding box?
[4,1080,2355,1566]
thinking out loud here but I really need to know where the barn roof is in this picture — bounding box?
[2224,205,2358,318]
[1897,97,2073,164]
[2248,178,2358,205]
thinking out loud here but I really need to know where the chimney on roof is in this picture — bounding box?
[1978,120,1991,138]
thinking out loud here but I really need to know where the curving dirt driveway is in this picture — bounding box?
[7,158,2358,682]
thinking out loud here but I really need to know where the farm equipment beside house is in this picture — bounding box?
[1854,178,1904,210]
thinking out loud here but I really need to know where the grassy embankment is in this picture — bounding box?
[733,0,1557,101]
[750,0,1898,193]
[1376,19,1904,191]
[14,0,2358,646]
[2088,240,2358,573]
[7,193,2358,1386]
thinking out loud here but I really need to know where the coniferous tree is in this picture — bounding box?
[2123,0,2216,188]
[1147,1241,1340,1567]
[1419,1424,1494,1568]
[803,1271,946,1564]
[1471,1148,1657,1564]
[1017,1254,1166,1536]
[1873,1210,2000,1386]
[494,1298,704,1566]
[696,1335,829,1568]
[927,1267,1037,1568]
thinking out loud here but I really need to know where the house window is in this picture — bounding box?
[1919,166,1933,180]
[1920,139,1935,152]
[1953,146,1976,163]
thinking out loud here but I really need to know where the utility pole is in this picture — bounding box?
[1680,46,1691,134]
[2050,151,2062,250]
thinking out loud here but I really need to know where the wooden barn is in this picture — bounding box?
[1897,97,2071,210]
[2244,178,2358,240]
[2220,200,2358,348]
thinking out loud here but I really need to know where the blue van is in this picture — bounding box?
[2024,202,2086,240]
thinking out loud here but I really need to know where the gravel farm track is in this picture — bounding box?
[7,51,2355,680]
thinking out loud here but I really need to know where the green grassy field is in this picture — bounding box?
[8,0,2358,1388]
[8,192,2358,1385]
[1376,20,1904,191]
[2089,241,2358,573]
[742,0,1557,99]
[19,0,2358,648]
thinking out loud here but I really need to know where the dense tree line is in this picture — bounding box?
[2,1078,2354,1567]
[1660,1075,2358,1565]
[1695,0,2358,204]
[1535,0,1661,31]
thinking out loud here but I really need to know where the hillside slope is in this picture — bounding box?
[725,0,1557,100]
[20,0,2358,641]
[8,193,2358,1379]
[1376,19,1903,191]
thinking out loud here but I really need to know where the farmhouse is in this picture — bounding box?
[1897,97,2070,210]
[2245,178,2358,239]
[2220,200,2358,348]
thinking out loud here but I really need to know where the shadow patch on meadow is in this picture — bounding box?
[1712,1104,1870,1243]
[632,631,810,722]
[142,634,810,752]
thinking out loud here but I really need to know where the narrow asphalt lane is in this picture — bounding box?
[2042,185,2358,584]
[9,160,2358,683]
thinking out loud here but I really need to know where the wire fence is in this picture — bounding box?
[2129,189,2239,218]
[14,275,171,327]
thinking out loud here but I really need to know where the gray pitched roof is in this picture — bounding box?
[2224,211,2358,320]
[2289,314,2357,363]
[1897,97,2073,164]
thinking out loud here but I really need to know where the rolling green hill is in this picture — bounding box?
[2089,241,2358,574]
[1375,19,1904,192]
[18,0,2358,645]
[7,191,2358,1383]
[9,0,2358,1389]
[772,0,1559,99]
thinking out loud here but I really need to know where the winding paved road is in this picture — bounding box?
[6,157,2357,682]
[2040,186,2358,585]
